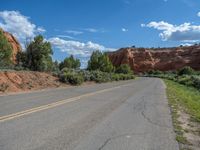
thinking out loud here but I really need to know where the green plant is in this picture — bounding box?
[26,35,53,71]
[115,64,133,74]
[59,72,84,85]
[87,50,114,73]
[177,75,193,86]
[59,55,80,70]
[178,66,194,76]
[148,70,163,75]
[78,70,93,81]
[192,76,200,90]
[0,29,13,67]
[89,70,111,83]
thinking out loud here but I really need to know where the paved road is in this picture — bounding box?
[0,78,179,150]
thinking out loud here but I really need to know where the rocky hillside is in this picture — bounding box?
[0,28,21,63]
[0,71,65,94]
[108,46,200,73]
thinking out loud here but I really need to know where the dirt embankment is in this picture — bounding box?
[0,71,66,94]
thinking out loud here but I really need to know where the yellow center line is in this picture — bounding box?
[0,85,122,123]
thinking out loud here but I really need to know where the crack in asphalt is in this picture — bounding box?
[98,132,148,150]
[98,138,111,150]
[140,97,171,129]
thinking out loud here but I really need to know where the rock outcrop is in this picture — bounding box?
[108,46,200,73]
[0,28,21,63]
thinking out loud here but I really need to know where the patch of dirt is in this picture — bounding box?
[177,109,200,150]
[0,71,67,94]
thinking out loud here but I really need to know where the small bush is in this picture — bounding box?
[78,70,93,81]
[148,70,163,75]
[111,74,120,81]
[59,68,84,85]
[177,75,193,86]
[58,68,135,85]
[59,55,80,70]
[115,64,133,74]
[192,76,200,90]
[59,72,84,85]
[90,70,112,83]
[178,66,194,76]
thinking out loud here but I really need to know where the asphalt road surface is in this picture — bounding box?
[0,78,179,150]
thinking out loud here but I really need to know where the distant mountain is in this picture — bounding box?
[108,46,200,73]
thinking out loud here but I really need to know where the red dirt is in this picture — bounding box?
[0,71,66,94]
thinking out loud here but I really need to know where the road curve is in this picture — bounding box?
[0,78,179,150]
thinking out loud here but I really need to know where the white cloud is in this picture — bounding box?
[48,37,115,68]
[48,37,115,56]
[57,35,75,39]
[64,30,83,35]
[180,43,193,46]
[122,28,128,32]
[142,21,200,42]
[37,27,46,33]
[84,28,98,33]
[197,12,200,17]
[0,10,45,46]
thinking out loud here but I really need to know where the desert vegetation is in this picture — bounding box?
[58,51,135,85]
[0,34,135,86]
[146,67,200,90]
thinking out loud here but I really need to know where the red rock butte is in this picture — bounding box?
[108,46,200,73]
[0,28,22,63]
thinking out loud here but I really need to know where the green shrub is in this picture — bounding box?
[148,70,163,75]
[192,76,200,90]
[178,66,194,76]
[59,55,80,70]
[59,72,84,85]
[78,70,93,81]
[115,64,133,74]
[90,70,112,83]
[111,74,120,81]
[61,67,75,74]
[58,69,135,85]
[177,75,193,86]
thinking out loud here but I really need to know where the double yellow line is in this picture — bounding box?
[0,86,121,123]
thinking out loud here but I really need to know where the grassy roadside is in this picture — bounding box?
[164,79,200,150]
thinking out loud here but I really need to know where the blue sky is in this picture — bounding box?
[1,0,200,67]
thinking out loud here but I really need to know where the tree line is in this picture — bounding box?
[0,32,133,75]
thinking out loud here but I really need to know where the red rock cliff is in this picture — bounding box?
[0,28,21,63]
[108,46,200,73]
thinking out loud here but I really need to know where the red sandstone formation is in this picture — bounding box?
[0,29,21,63]
[108,46,200,73]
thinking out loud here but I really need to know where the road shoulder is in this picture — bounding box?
[164,79,200,150]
